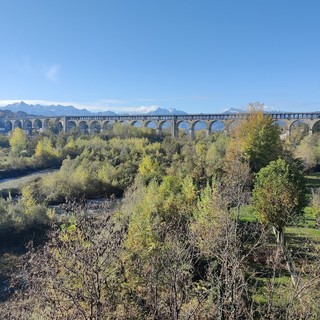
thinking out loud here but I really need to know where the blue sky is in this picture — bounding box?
[0,0,320,113]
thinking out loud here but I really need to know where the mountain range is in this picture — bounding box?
[0,102,188,117]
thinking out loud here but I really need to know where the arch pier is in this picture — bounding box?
[0,112,320,141]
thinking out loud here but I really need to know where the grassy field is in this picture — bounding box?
[239,201,320,309]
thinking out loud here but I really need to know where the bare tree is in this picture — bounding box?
[2,212,126,320]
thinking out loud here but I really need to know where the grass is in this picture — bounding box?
[305,173,320,188]
[238,205,257,222]
[239,203,320,307]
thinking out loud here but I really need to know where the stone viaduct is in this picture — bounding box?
[1,112,320,140]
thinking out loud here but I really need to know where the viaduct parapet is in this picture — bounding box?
[1,112,320,140]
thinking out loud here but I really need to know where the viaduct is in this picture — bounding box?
[1,112,320,140]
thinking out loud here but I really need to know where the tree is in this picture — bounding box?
[252,158,307,286]
[9,128,27,155]
[227,103,283,173]
[294,133,320,171]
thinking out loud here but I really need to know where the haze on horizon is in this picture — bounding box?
[0,1,319,113]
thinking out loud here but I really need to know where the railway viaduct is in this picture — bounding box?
[1,112,320,140]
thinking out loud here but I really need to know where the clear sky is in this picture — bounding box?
[0,0,320,113]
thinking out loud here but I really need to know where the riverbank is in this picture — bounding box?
[0,169,59,194]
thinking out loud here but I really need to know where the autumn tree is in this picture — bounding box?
[294,132,320,171]
[226,102,283,173]
[9,127,27,155]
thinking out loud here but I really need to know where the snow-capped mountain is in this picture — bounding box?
[0,101,96,117]
[119,106,187,116]
[0,102,186,117]
[222,107,245,114]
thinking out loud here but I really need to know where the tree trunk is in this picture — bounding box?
[273,227,299,287]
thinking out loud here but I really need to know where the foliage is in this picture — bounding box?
[9,128,27,156]
[253,158,307,231]
[227,103,283,173]
[294,133,320,171]
[1,119,320,318]
[2,213,126,319]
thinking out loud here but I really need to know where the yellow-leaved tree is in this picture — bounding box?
[9,128,27,156]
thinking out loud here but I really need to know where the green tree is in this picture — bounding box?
[252,158,307,286]
[9,128,27,155]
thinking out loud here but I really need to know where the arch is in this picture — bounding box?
[56,121,64,133]
[159,120,172,131]
[102,121,114,131]
[177,121,190,131]
[0,121,5,132]
[144,121,157,129]
[272,120,286,134]
[209,120,225,132]
[5,121,12,132]
[67,121,77,132]
[130,120,142,127]
[24,119,33,135]
[191,120,208,131]
[289,120,309,144]
[13,120,22,129]
[312,120,320,133]
[43,119,51,130]
[33,119,43,131]
[176,121,190,139]
[158,120,172,136]
[226,120,238,133]
[23,119,32,132]
[89,121,101,134]
[78,121,89,134]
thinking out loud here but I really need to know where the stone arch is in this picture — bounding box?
[312,120,320,133]
[5,121,12,132]
[159,120,172,130]
[158,120,172,136]
[33,119,43,131]
[56,121,64,133]
[226,120,238,133]
[78,121,89,134]
[176,121,190,139]
[289,120,309,144]
[272,120,286,133]
[209,120,225,132]
[130,120,142,127]
[0,121,5,132]
[23,119,32,132]
[13,120,22,129]
[177,121,190,131]
[89,121,101,134]
[43,119,51,130]
[191,120,208,131]
[67,121,77,132]
[102,121,114,131]
[144,120,157,129]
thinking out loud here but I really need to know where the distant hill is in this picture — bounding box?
[0,109,32,118]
